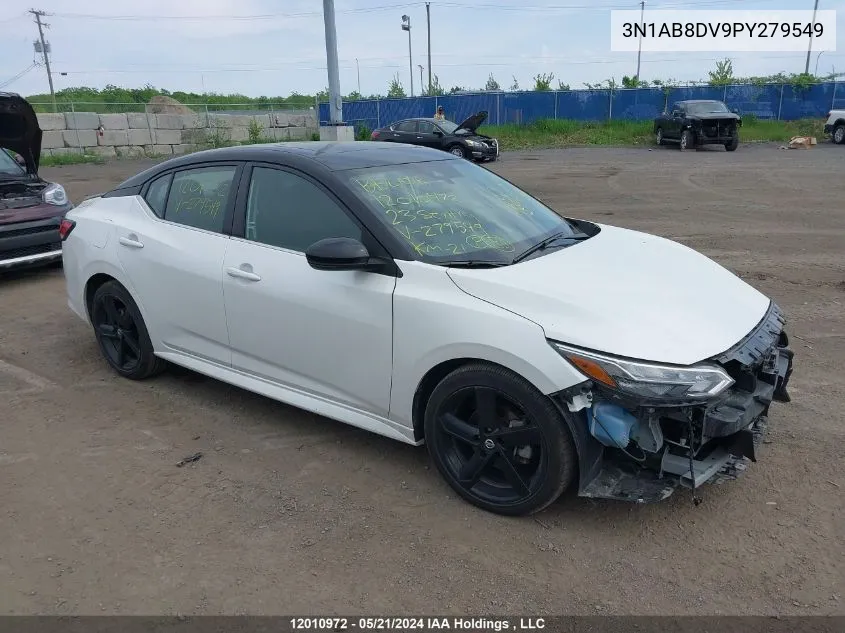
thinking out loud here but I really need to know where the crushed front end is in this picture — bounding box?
[550,301,793,503]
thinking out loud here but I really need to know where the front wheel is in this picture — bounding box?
[679,129,694,151]
[725,134,739,151]
[423,363,577,516]
[447,144,467,158]
[834,124,845,145]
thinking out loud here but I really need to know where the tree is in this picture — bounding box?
[533,72,554,91]
[449,85,466,94]
[423,74,444,96]
[509,75,520,91]
[387,73,406,98]
[557,80,571,90]
[484,73,500,91]
[345,90,362,101]
[622,75,648,88]
[708,58,734,86]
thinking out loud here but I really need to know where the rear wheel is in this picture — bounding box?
[448,144,467,158]
[90,280,166,380]
[423,363,577,516]
[725,133,739,151]
[679,129,694,151]
[834,124,845,145]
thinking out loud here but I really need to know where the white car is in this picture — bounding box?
[824,109,845,144]
[61,142,794,516]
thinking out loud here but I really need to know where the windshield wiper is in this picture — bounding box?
[511,231,590,264]
[442,260,509,268]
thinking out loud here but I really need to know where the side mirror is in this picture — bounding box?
[305,237,378,272]
[730,107,740,114]
[671,110,681,117]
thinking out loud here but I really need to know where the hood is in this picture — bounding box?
[446,224,771,366]
[688,112,740,121]
[456,110,488,133]
[0,92,41,175]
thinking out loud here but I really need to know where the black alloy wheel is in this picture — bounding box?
[90,280,166,380]
[424,363,576,516]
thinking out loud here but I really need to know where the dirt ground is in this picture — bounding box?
[1,144,843,616]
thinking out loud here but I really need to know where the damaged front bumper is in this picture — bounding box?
[552,302,794,503]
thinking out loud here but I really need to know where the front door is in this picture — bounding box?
[115,164,241,366]
[415,120,443,149]
[221,164,395,417]
[389,119,419,144]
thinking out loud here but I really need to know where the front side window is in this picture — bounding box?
[418,121,436,134]
[244,167,361,252]
[344,159,582,263]
[163,166,237,232]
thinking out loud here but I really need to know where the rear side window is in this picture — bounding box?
[394,120,417,132]
[163,166,238,233]
[144,173,171,217]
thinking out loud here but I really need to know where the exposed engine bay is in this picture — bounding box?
[0,180,48,210]
[555,302,794,504]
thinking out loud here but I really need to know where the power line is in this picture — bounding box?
[0,64,37,89]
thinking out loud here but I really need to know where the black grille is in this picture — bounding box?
[0,242,60,260]
[3,225,57,238]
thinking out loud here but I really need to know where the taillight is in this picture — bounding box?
[371,130,379,139]
[59,218,76,241]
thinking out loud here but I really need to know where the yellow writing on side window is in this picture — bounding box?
[174,196,222,217]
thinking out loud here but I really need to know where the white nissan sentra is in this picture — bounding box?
[61,142,794,516]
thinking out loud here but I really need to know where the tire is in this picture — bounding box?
[423,362,577,516]
[447,144,467,158]
[834,124,845,145]
[655,127,665,146]
[679,129,694,151]
[90,280,166,380]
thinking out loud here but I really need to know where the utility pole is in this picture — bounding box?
[805,0,820,75]
[322,0,342,124]
[30,9,56,112]
[402,15,413,97]
[426,2,432,95]
[635,1,645,82]
[355,58,361,94]
[418,65,424,92]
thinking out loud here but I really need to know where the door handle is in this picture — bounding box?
[226,266,261,282]
[119,236,144,248]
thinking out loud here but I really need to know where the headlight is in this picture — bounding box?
[465,139,479,147]
[550,341,734,403]
[43,183,68,206]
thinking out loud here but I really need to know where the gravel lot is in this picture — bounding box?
[1,144,843,616]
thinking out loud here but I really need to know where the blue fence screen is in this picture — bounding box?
[320,82,843,134]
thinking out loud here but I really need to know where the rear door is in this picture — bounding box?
[115,162,242,366]
[388,119,418,144]
[667,103,684,139]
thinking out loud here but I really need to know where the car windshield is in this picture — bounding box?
[343,159,581,264]
[0,148,26,176]
[686,102,729,115]
[438,120,459,134]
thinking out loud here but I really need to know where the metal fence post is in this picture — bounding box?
[496,91,500,126]
[832,81,839,111]
[608,88,613,121]
[70,101,83,154]
[778,84,784,120]
[723,85,727,102]
[554,90,558,120]
[376,97,381,128]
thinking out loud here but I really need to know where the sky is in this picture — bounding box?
[1,0,844,101]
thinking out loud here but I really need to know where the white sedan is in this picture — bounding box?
[61,142,794,516]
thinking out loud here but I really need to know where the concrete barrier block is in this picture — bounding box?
[171,144,198,155]
[97,130,129,146]
[41,130,65,149]
[250,114,271,129]
[65,112,100,130]
[229,127,249,142]
[99,113,129,130]
[37,113,66,131]
[146,144,173,156]
[269,112,292,127]
[180,113,208,129]
[154,114,183,129]
[127,113,152,129]
[270,128,290,141]
[128,129,152,145]
[63,130,97,147]
[90,146,117,158]
[288,127,308,140]
[51,147,84,156]
[116,146,146,158]
[180,128,208,144]
[153,129,181,144]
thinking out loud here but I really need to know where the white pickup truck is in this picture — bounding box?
[824,109,845,144]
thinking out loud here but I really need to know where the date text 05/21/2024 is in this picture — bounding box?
[289,617,548,630]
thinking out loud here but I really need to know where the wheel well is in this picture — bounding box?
[411,357,528,442]
[835,118,845,127]
[84,273,117,319]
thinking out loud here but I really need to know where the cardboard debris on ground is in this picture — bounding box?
[781,136,818,150]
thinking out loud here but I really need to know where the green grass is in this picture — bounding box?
[485,117,828,150]
[39,153,105,167]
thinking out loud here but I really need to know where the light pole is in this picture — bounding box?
[322,0,342,125]
[418,65,425,94]
[401,14,413,97]
[815,51,825,76]
[805,0,820,75]
[635,1,645,82]
[355,58,361,94]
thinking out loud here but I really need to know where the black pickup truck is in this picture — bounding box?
[1,92,73,272]
[654,99,742,152]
